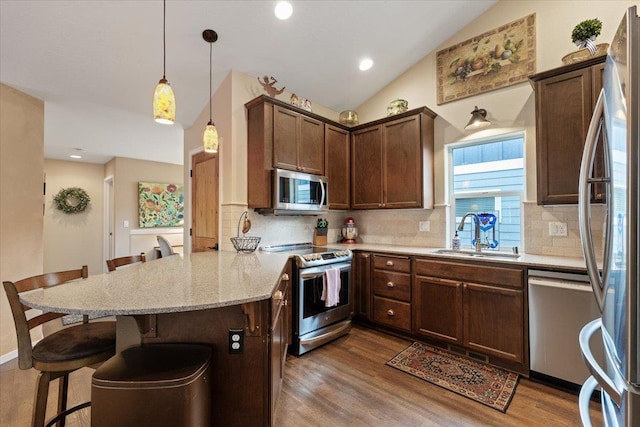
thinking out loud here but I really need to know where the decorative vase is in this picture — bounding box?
[339,110,359,125]
[387,99,408,116]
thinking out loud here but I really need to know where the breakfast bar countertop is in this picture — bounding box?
[20,251,292,317]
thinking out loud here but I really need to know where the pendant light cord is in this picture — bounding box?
[162,0,166,79]
[209,41,212,122]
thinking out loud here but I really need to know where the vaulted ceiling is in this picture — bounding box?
[1,1,496,164]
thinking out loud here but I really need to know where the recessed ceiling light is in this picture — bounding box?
[359,58,373,71]
[275,1,293,20]
[69,154,82,159]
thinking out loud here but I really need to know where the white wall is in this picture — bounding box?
[0,84,44,359]
[44,159,105,275]
[111,157,184,258]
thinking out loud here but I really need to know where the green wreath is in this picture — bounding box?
[54,187,90,214]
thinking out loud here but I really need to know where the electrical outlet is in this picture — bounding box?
[123,220,129,228]
[228,328,244,354]
[419,221,430,232]
[548,222,568,237]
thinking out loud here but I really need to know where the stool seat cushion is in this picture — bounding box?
[32,322,116,364]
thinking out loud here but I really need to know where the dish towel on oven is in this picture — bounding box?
[321,267,341,307]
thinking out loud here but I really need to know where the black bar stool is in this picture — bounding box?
[91,343,212,427]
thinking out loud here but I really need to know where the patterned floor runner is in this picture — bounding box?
[386,342,519,412]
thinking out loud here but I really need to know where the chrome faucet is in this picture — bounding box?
[457,212,489,253]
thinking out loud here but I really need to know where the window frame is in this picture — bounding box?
[447,131,525,251]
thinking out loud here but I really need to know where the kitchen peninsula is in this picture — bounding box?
[20,251,292,427]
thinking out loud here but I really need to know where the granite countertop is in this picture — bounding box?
[20,251,291,317]
[327,242,591,272]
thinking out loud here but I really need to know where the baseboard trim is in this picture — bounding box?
[0,349,18,365]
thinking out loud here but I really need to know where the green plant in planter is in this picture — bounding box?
[571,18,602,44]
[571,18,602,56]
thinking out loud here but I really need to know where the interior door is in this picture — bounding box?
[191,151,218,252]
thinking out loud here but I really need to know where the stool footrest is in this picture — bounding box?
[45,401,91,427]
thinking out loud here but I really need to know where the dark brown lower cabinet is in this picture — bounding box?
[463,282,523,363]
[413,276,463,344]
[353,252,372,319]
[270,270,291,425]
[354,253,527,374]
[412,258,526,373]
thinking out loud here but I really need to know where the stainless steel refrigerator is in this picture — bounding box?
[578,6,640,426]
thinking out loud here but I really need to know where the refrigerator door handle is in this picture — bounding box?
[578,89,609,311]
[579,318,622,405]
[579,376,599,427]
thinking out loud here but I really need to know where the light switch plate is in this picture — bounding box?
[419,221,430,232]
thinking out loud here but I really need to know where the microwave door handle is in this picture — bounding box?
[578,89,607,311]
[319,178,326,207]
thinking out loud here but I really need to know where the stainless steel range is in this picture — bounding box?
[260,243,353,355]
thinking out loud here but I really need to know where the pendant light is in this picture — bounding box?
[203,29,219,153]
[153,0,176,124]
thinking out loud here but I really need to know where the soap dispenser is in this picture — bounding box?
[452,231,461,250]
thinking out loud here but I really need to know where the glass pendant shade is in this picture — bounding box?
[203,121,219,153]
[153,78,176,124]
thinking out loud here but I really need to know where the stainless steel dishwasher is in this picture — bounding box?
[528,269,604,388]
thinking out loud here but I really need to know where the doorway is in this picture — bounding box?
[191,151,219,252]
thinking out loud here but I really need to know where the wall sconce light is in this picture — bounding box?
[153,0,176,124]
[202,29,219,153]
[464,106,491,131]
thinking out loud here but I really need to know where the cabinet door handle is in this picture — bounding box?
[386,309,395,317]
[281,273,289,281]
[386,281,395,288]
[386,261,394,266]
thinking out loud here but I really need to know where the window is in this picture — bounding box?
[449,133,524,250]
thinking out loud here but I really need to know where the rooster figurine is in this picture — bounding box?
[258,76,285,97]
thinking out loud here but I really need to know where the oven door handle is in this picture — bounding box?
[299,263,351,279]
[299,320,352,345]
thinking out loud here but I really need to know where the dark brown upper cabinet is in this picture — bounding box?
[273,106,324,175]
[350,108,435,209]
[530,55,606,205]
[246,96,436,211]
[324,124,350,210]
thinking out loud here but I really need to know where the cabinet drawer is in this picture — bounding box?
[373,271,411,302]
[415,259,523,289]
[373,255,411,273]
[373,296,411,331]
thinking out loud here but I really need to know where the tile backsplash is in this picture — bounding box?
[222,202,604,260]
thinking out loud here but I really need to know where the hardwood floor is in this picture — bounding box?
[1,324,602,426]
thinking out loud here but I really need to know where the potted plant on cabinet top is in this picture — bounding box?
[563,18,608,64]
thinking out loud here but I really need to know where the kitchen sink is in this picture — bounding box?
[432,248,521,259]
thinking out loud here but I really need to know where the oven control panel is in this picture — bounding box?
[297,249,352,267]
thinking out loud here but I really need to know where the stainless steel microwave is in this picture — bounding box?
[258,169,329,215]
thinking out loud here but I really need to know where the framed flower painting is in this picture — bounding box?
[138,182,184,227]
